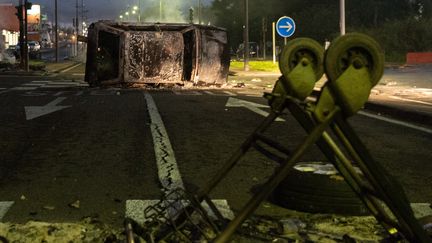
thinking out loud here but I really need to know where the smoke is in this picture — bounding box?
[141,0,195,23]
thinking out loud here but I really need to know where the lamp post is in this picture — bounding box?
[198,0,202,24]
[24,0,29,71]
[55,0,58,62]
[159,0,162,22]
[133,5,140,22]
[340,0,345,35]
[243,0,249,71]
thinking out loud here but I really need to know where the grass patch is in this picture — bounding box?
[230,60,280,72]
[29,60,46,71]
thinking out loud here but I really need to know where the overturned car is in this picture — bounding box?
[84,21,230,87]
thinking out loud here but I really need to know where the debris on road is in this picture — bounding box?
[0,221,122,243]
[68,200,80,209]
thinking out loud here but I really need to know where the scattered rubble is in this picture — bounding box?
[0,221,123,243]
[68,200,80,209]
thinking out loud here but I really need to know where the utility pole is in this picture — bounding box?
[81,0,84,32]
[16,0,24,68]
[243,0,249,71]
[340,0,345,35]
[55,0,58,62]
[262,17,267,60]
[138,0,141,22]
[189,7,194,24]
[159,0,162,22]
[198,0,202,24]
[75,0,79,57]
[24,0,29,71]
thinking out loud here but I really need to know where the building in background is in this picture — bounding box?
[0,3,20,49]
[27,4,41,42]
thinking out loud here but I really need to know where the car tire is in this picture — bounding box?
[272,168,370,216]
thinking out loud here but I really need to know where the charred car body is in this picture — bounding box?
[84,21,230,86]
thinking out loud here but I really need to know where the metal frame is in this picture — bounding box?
[136,34,431,242]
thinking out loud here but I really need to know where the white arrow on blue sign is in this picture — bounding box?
[276,16,296,38]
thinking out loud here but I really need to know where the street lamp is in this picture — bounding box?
[244,0,249,71]
[198,0,201,24]
[340,0,345,35]
[132,5,140,22]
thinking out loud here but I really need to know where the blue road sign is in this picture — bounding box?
[276,16,296,38]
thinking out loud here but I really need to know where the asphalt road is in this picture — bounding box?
[0,76,431,228]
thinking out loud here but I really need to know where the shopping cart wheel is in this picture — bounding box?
[279,38,325,82]
[324,33,384,86]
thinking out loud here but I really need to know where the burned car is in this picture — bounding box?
[84,21,230,86]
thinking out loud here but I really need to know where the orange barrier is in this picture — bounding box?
[406,52,432,64]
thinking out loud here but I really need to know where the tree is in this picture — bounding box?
[209,0,431,60]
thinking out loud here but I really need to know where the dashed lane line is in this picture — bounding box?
[10,87,38,91]
[359,111,432,135]
[172,90,203,95]
[0,202,14,221]
[144,91,185,193]
[124,92,234,224]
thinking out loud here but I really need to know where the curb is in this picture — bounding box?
[0,62,82,76]
[48,62,82,73]
[364,101,431,125]
[310,90,431,125]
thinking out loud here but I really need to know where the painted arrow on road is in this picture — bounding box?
[25,97,71,120]
[225,97,284,121]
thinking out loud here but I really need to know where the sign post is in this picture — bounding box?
[273,16,296,63]
[272,22,276,63]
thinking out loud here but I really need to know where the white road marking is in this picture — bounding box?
[125,92,234,223]
[389,95,432,106]
[126,199,234,225]
[235,91,262,97]
[43,85,76,88]
[359,111,432,134]
[223,91,237,96]
[72,73,85,76]
[0,88,7,90]
[144,92,185,193]
[30,81,50,83]
[410,203,432,218]
[226,97,284,121]
[23,83,44,87]
[203,91,215,95]
[0,201,14,221]
[25,97,71,120]
[203,91,236,96]
[48,81,83,85]
[10,87,38,91]
[173,91,203,95]
[60,63,82,73]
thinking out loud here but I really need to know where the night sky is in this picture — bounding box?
[0,0,213,26]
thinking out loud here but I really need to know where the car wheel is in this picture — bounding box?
[272,162,370,216]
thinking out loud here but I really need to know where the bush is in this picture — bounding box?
[359,18,432,62]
